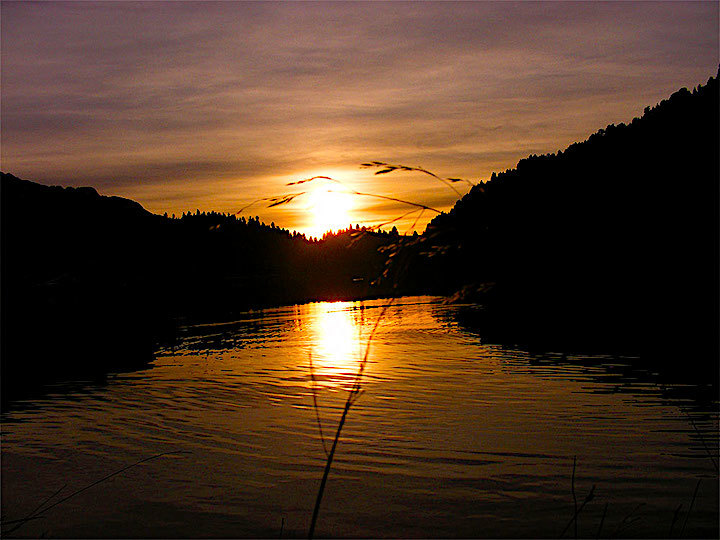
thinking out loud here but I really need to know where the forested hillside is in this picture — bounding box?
[397,72,718,357]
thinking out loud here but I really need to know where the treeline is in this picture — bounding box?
[172,208,402,242]
[165,210,400,311]
[394,71,718,359]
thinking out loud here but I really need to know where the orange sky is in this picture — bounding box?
[1,1,717,235]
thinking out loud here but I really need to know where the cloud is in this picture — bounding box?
[1,1,717,233]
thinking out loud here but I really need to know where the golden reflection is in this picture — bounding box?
[307,301,364,390]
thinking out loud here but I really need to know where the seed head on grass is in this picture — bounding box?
[360,161,476,196]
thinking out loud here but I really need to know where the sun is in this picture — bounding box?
[305,186,354,238]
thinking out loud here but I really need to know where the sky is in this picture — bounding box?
[1,1,717,236]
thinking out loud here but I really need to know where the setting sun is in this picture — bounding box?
[305,186,354,238]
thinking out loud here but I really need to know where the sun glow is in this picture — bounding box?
[305,186,354,238]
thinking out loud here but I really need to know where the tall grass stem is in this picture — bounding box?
[307,299,394,539]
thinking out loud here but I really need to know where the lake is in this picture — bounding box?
[2,296,717,538]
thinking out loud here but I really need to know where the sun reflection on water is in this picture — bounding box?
[307,301,365,390]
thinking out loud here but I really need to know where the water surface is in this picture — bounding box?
[2,297,718,538]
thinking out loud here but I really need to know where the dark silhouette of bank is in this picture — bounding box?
[391,71,718,375]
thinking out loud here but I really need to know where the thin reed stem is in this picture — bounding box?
[683,409,719,473]
[610,503,644,538]
[596,502,608,539]
[307,299,394,539]
[405,208,424,236]
[560,457,596,539]
[25,483,67,524]
[360,161,476,194]
[560,486,596,538]
[669,503,683,538]
[307,395,353,539]
[337,188,441,214]
[308,351,329,457]
[236,173,442,234]
[572,456,578,539]
[679,479,701,538]
[1,451,190,535]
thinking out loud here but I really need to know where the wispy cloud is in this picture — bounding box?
[1,1,716,233]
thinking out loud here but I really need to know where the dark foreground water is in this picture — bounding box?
[2,297,718,538]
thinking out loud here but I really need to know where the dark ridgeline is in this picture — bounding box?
[393,71,719,371]
[1,70,718,401]
[0,175,397,402]
[1,177,161,403]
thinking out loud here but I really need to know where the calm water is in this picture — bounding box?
[2,297,718,538]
